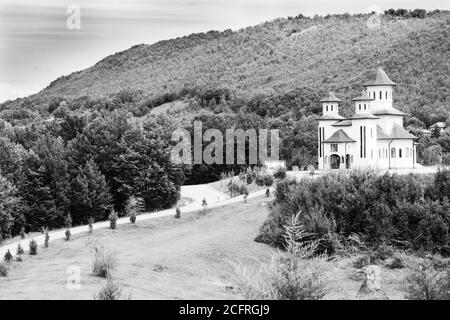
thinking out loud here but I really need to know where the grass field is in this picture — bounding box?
[0,195,414,300]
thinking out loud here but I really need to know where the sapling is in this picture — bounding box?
[202,198,208,214]
[175,207,181,219]
[65,229,71,241]
[129,211,136,224]
[4,250,13,263]
[29,239,37,255]
[88,217,94,233]
[109,210,118,230]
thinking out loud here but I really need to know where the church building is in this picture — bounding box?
[318,68,417,170]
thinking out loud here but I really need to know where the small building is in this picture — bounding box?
[318,68,418,170]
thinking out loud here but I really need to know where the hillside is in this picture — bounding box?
[1,11,449,119]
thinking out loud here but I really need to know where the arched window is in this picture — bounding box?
[379,91,382,100]
[386,91,388,99]
[364,104,367,110]
[399,149,402,158]
[326,105,328,112]
[359,104,361,110]
[391,147,396,158]
[405,147,409,158]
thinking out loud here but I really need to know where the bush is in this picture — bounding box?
[29,239,37,255]
[263,175,274,187]
[274,167,287,179]
[129,211,136,223]
[403,259,449,300]
[257,170,450,254]
[0,263,8,277]
[65,229,71,241]
[234,213,329,300]
[109,210,118,230]
[4,250,13,263]
[88,217,94,233]
[92,244,117,278]
[20,227,25,239]
[388,255,405,269]
[94,278,126,300]
[44,228,49,247]
[16,244,24,255]
[174,207,181,219]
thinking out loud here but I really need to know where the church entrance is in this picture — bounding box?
[330,154,340,169]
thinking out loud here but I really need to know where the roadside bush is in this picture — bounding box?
[403,259,449,300]
[129,211,137,223]
[0,263,7,277]
[92,244,117,278]
[88,217,94,233]
[65,229,71,241]
[174,207,181,219]
[29,239,37,255]
[109,210,118,230]
[4,250,13,263]
[16,244,24,255]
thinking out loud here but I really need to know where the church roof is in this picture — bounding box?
[332,120,352,126]
[377,123,417,140]
[317,114,346,121]
[372,106,407,116]
[322,129,356,143]
[352,90,374,101]
[376,125,390,139]
[350,113,379,120]
[319,91,342,103]
[363,68,397,87]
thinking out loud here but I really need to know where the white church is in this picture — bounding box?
[318,68,417,170]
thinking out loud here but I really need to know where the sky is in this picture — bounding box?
[0,0,449,103]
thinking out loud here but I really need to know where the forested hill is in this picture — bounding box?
[1,10,449,120]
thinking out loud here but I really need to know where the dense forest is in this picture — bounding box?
[1,10,450,240]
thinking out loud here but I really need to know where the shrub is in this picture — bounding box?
[19,227,25,239]
[15,255,22,262]
[94,278,126,300]
[92,244,117,278]
[44,228,49,248]
[0,263,7,277]
[274,167,287,179]
[65,229,71,241]
[375,244,395,261]
[4,250,13,263]
[263,175,274,187]
[388,255,405,269]
[265,188,270,198]
[88,217,94,233]
[109,210,118,230]
[129,211,136,224]
[29,239,37,255]
[234,213,329,300]
[258,170,450,254]
[403,259,449,300]
[16,244,24,255]
[174,207,181,219]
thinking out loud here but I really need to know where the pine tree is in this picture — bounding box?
[0,173,20,241]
